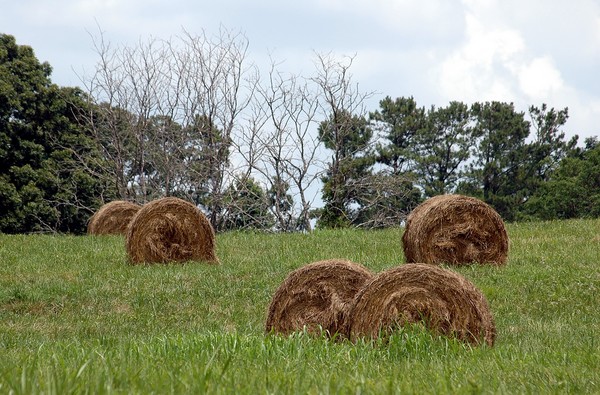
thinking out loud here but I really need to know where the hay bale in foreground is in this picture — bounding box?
[87,200,141,235]
[265,259,374,337]
[346,263,496,346]
[402,194,508,265]
[125,197,218,264]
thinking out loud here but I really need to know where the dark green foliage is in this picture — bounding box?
[524,141,600,219]
[317,110,375,228]
[0,34,111,234]
[186,115,231,229]
[370,96,426,174]
[526,104,577,183]
[413,101,473,197]
[268,178,296,231]
[461,101,579,221]
[467,101,530,219]
[372,97,582,223]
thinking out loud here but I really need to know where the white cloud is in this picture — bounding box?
[517,57,563,101]
[3,0,600,139]
[436,12,525,103]
[310,0,464,45]
[430,1,600,139]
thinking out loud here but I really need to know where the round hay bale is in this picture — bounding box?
[87,200,141,235]
[125,197,218,264]
[347,263,496,346]
[265,259,374,337]
[402,194,508,265]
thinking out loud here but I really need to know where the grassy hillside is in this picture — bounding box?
[0,220,598,394]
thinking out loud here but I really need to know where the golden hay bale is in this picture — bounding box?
[402,194,509,266]
[87,200,141,235]
[346,263,496,346]
[125,197,218,264]
[265,259,374,337]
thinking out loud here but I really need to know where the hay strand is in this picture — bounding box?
[347,263,496,346]
[87,200,141,235]
[125,197,218,264]
[265,259,374,337]
[402,194,509,265]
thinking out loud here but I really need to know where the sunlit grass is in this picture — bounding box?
[0,220,598,393]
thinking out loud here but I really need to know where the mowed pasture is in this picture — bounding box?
[0,220,598,394]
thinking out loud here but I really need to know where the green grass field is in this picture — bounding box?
[0,220,598,394]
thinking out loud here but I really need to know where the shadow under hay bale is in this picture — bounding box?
[265,259,374,338]
[125,197,218,264]
[346,263,496,346]
[87,200,141,235]
[402,194,509,266]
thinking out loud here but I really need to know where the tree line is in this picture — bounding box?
[1,31,599,234]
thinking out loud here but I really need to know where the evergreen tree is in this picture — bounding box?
[370,96,425,174]
[317,110,374,228]
[414,101,473,197]
[525,104,578,185]
[523,138,599,219]
[461,101,530,220]
[366,96,424,226]
[0,34,111,233]
[185,115,230,230]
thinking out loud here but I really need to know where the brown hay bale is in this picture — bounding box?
[87,201,141,235]
[402,194,509,266]
[265,259,374,337]
[125,197,218,264]
[346,263,496,346]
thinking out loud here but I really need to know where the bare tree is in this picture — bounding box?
[279,78,323,232]
[79,29,137,200]
[80,27,255,230]
[350,172,421,228]
[80,30,414,231]
[120,38,179,201]
[236,58,324,231]
[173,28,255,229]
[79,31,190,202]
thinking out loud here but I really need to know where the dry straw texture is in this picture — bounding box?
[87,200,141,235]
[265,259,374,337]
[125,197,218,264]
[346,263,496,346]
[402,194,509,265]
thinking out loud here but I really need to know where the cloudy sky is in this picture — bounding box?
[2,0,600,141]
